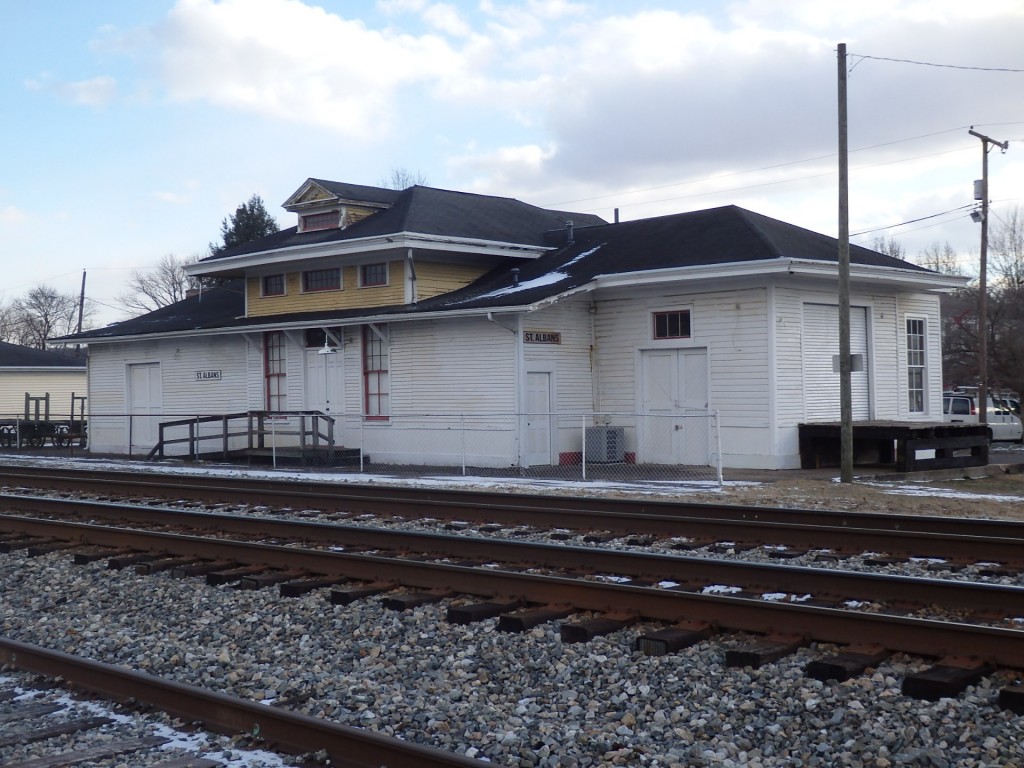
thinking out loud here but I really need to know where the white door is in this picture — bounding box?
[639,348,709,465]
[524,372,552,466]
[127,362,161,454]
[802,304,870,421]
[305,349,344,417]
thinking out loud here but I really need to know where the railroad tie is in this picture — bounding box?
[330,582,395,605]
[73,547,136,565]
[147,758,224,768]
[724,634,806,669]
[998,683,1024,714]
[279,576,347,597]
[560,613,637,644]
[381,589,456,611]
[3,735,168,768]
[26,541,80,557]
[237,568,308,590]
[634,622,715,657]
[106,552,161,570]
[206,563,268,586]
[446,599,523,625]
[171,559,237,578]
[805,644,889,682]
[497,605,574,632]
[901,656,994,701]
[0,716,113,748]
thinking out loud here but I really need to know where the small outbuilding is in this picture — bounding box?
[0,340,87,421]
[54,178,966,470]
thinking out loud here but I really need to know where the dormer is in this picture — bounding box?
[283,178,400,234]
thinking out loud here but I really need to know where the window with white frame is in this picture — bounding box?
[264,331,287,412]
[906,317,926,413]
[363,324,389,419]
[652,310,691,339]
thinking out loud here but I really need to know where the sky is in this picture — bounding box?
[2,0,1022,328]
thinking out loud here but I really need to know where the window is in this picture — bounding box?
[906,318,926,413]
[302,268,341,292]
[262,274,285,296]
[264,331,287,412]
[652,310,691,339]
[363,324,389,419]
[301,211,340,231]
[360,262,388,287]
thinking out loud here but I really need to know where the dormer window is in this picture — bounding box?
[300,211,341,232]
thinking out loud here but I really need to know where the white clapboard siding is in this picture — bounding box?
[0,370,86,419]
[802,303,869,421]
[870,295,899,418]
[594,287,770,424]
[524,296,595,414]
[896,293,943,420]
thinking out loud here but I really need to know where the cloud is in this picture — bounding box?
[153,0,465,139]
[57,76,119,106]
[1,206,28,226]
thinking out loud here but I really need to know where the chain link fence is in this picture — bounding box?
[3,408,723,486]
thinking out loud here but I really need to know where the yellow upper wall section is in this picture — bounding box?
[415,261,491,300]
[246,259,495,317]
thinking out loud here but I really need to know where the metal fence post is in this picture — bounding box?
[359,416,364,473]
[461,413,467,476]
[581,414,587,481]
[271,419,277,469]
[714,410,723,486]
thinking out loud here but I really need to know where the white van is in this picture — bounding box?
[943,391,1024,442]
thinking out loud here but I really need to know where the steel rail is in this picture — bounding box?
[2,499,1024,618]
[2,487,1024,573]
[0,637,481,768]
[3,514,1024,665]
[3,464,1024,539]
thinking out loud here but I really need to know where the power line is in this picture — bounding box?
[849,53,1024,73]
[543,123,1024,211]
[850,205,975,238]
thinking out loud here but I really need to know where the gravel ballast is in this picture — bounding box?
[3,544,1024,767]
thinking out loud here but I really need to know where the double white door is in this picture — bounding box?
[639,348,709,465]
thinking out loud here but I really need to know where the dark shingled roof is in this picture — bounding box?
[58,205,939,342]
[0,340,86,367]
[413,205,935,310]
[201,184,607,261]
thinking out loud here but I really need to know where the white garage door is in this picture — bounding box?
[802,304,869,421]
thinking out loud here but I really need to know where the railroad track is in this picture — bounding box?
[2,491,1024,705]
[0,638,481,767]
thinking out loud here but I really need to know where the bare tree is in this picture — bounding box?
[10,285,92,348]
[871,236,905,261]
[117,254,201,316]
[916,241,965,276]
[991,206,1024,289]
[379,167,428,190]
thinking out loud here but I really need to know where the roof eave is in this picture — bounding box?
[589,259,968,292]
[187,232,552,277]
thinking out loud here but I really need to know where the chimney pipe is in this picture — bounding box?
[614,208,619,223]
[511,267,520,287]
[566,220,574,245]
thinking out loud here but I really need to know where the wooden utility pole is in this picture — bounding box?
[968,128,1009,425]
[76,270,86,335]
[837,43,853,483]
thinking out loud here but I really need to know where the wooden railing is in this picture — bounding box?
[146,411,335,461]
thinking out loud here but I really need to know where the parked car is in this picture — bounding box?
[943,391,1024,442]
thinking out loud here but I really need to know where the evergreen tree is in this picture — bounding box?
[209,194,280,255]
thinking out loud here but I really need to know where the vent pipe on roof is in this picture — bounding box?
[614,208,619,224]
[566,220,574,245]
[511,267,520,287]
